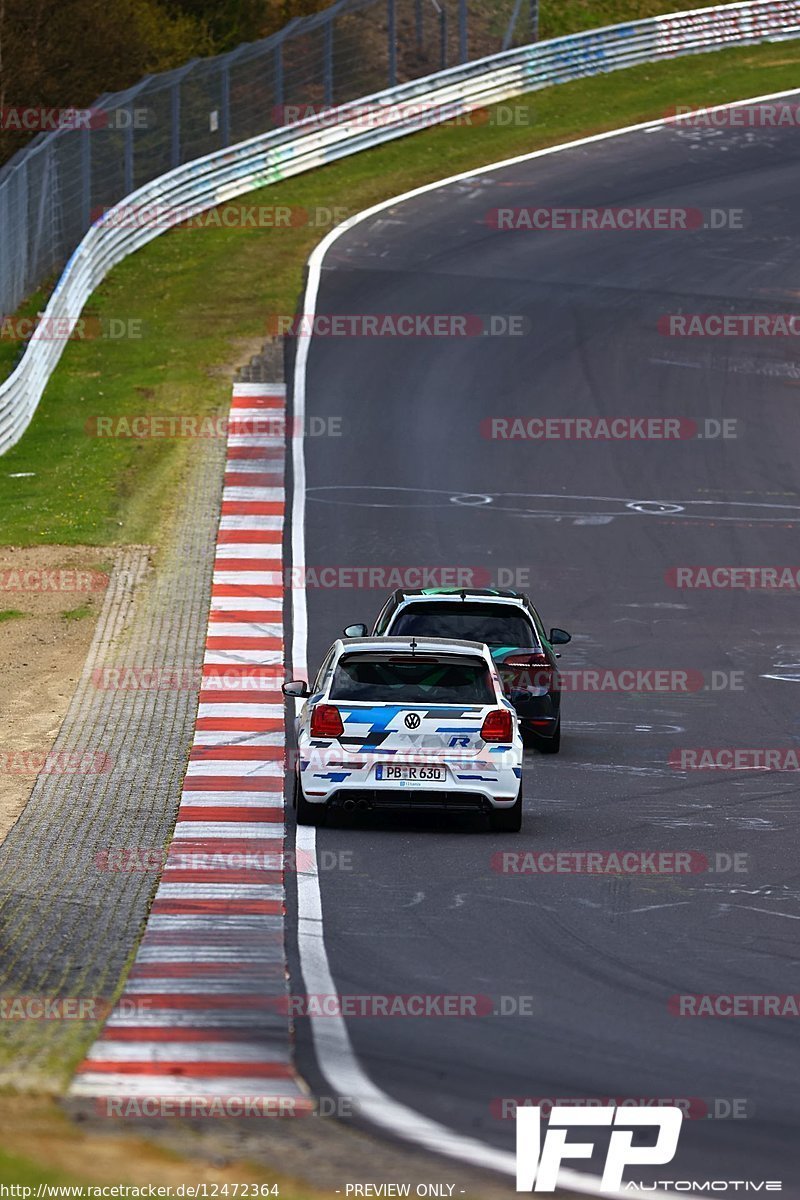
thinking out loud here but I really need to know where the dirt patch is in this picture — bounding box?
[0,1095,324,1191]
[66,1094,518,1198]
[0,546,111,844]
[208,335,270,379]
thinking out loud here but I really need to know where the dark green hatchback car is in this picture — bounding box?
[344,587,571,753]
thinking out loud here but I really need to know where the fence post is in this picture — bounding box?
[220,63,231,146]
[274,42,284,118]
[415,0,423,52]
[171,81,181,169]
[324,17,334,105]
[19,161,29,305]
[30,146,52,289]
[81,125,92,229]
[440,5,448,69]
[459,0,467,62]
[388,0,397,87]
[124,107,134,194]
[0,180,7,314]
[530,0,539,41]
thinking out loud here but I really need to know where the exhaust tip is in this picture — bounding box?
[356,798,371,811]
[342,798,356,811]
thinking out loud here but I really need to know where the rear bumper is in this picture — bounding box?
[326,789,515,813]
[508,690,560,723]
[521,714,560,735]
[299,752,521,808]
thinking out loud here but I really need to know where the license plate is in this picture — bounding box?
[375,764,446,783]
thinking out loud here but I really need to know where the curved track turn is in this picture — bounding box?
[289,99,800,1190]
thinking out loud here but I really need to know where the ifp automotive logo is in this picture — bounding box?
[515,1104,683,1191]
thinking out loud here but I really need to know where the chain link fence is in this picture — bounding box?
[0,0,530,317]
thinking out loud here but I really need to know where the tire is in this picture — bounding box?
[525,716,561,755]
[294,771,327,826]
[490,783,523,833]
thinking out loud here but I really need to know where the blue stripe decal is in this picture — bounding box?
[338,705,404,731]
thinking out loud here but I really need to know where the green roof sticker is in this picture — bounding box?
[490,646,519,659]
[419,587,503,597]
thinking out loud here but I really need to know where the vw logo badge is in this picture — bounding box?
[404,712,421,729]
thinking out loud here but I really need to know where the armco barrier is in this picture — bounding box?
[2,0,799,456]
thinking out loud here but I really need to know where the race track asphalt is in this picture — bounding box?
[287,100,800,1190]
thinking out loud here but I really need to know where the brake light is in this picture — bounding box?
[481,708,513,742]
[501,652,552,691]
[310,704,344,738]
[504,653,549,668]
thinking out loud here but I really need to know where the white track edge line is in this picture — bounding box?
[289,87,800,1195]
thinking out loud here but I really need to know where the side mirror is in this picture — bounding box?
[344,623,368,638]
[549,628,571,646]
[282,679,309,698]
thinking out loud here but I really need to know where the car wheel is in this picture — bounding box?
[525,716,561,754]
[490,783,523,833]
[294,770,327,826]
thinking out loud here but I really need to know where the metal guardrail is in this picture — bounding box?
[2,0,799,455]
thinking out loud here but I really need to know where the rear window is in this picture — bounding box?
[329,655,495,705]
[389,602,537,648]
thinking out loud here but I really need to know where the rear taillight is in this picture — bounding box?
[310,704,344,738]
[501,652,553,691]
[481,708,513,742]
